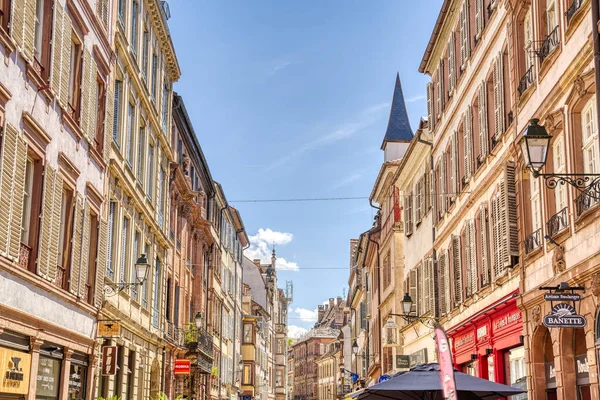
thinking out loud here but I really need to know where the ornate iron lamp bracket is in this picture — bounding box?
[534,172,600,199]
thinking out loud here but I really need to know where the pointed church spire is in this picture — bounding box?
[381,73,413,149]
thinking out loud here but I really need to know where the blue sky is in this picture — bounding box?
[168,0,442,337]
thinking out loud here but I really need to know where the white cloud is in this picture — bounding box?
[406,95,426,103]
[265,102,389,171]
[294,307,318,322]
[287,325,308,339]
[331,172,363,190]
[271,60,296,75]
[245,228,299,271]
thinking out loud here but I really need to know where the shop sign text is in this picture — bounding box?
[454,333,474,348]
[0,348,31,395]
[543,303,586,328]
[494,312,521,330]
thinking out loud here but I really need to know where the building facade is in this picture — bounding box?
[0,0,112,398]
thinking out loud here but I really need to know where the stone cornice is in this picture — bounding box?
[146,0,181,81]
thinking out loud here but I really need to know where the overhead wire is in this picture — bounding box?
[229,192,471,203]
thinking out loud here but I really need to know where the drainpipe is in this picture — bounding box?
[367,229,381,380]
[161,345,167,395]
[219,301,224,400]
[592,0,600,138]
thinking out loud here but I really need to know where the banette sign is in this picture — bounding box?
[543,303,586,328]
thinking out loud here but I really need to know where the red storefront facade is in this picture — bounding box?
[448,291,526,392]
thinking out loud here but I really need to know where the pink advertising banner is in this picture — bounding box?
[434,323,457,400]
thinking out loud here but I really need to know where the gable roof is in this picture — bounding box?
[381,73,414,149]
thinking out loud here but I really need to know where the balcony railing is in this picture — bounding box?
[518,66,534,95]
[184,325,214,359]
[537,26,559,63]
[487,0,495,18]
[18,242,30,271]
[547,207,569,237]
[525,229,542,254]
[54,266,66,290]
[575,191,599,218]
[565,0,584,24]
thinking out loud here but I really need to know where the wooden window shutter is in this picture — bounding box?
[478,81,489,159]
[51,4,65,101]
[460,0,471,66]
[69,195,84,294]
[10,0,35,61]
[0,124,28,260]
[502,162,518,265]
[475,0,484,37]
[463,107,473,181]
[425,167,431,212]
[79,204,91,298]
[418,263,425,315]
[479,203,491,286]
[59,12,73,109]
[436,70,442,120]
[37,166,63,282]
[439,60,445,111]
[438,251,448,315]
[409,268,418,314]
[440,152,447,215]
[112,81,122,144]
[427,82,435,131]
[450,136,458,203]
[415,181,422,223]
[81,50,99,142]
[360,302,367,329]
[97,0,109,30]
[448,33,456,92]
[465,220,477,297]
[104,84,114,163]
[96,219,108,307]
[428,258,435,313]
[491,191,503,278]
[493,53,505,138]
[451,235,463,305]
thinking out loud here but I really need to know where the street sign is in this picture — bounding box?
[543,293,581,301]
[101,346,117,376]
[396,355,410,369]
[174,359,191,375]
[543,303,586,328]
[97,320,121,338]
[378,375,390,383]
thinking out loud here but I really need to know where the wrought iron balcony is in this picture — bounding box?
[518,66,534,96]
[537,26,559,63]
[575,191,599,218]
[487,1,495,18]
[525,228,542,254]
[546,207,569,237]
[565,0,583,24]
[184,325,214,359]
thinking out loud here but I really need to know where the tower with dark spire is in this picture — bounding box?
[381,73,413,162]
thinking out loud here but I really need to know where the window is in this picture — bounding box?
[117,0,124,26]
[33,0,53,79]
[67,33,83,120]
[107,201,116,280]
[151,54,158,100]
[34,0,44,61]
[530,176,541,232]
[113,80,122,146]
[162,82,169,132]
[524,9,533,71]
[137,126,145,184]
[382,253,391,288]
[86,212,99,304]
[141,27,149,79]
[95,76,106,153]
[126,102,135,166]
[131,1,138,55]
[21,159,35,244]
[120,216,130,285]
[546,0,557,34]
[58,187,74,287]
[152,257,160,328]
[0,0,11,33]
[116,344,124,396]
[582,98,599,174]
[553,137,567,211]
[165,277,172,321]
[147,143,154,200]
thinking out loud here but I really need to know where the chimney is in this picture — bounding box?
[329,298,335,308]
[318,305,326,322]
[336,296,342,307]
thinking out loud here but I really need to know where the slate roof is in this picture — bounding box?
[381,73,413,148]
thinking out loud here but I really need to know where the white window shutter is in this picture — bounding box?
[463,106,473,181]
[60,12,73,110]
[460,0,471,65]
[451,235,463,305]
[436,69,442,120]
[502,162,518,266]
[96,219,108,307]
[448,33,456,93]
[478,81,489,160]
[409,268,418,314]
[493,53,505,139]
[69,195,84,295]
[11,0,35,61]
[79,204,91,298]
[427,82,435,131]
[440,152,447,214]
[479,203,491,286]
[475,0,484,37]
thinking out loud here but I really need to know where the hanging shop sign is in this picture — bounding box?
[174,359,191,375]
[544,293,581,301]
[409,348,428,367]
[0,348,31,394]
[97,320,121,338]
[543,303,586,328]
[396,355,410,369]
[101,346,117,376]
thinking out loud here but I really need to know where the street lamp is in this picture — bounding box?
[520,118,600,197]
[195,312,204,329]
[104,254,150,296]
[385,293,438,328]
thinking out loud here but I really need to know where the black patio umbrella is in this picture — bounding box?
[357,363,526,400]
